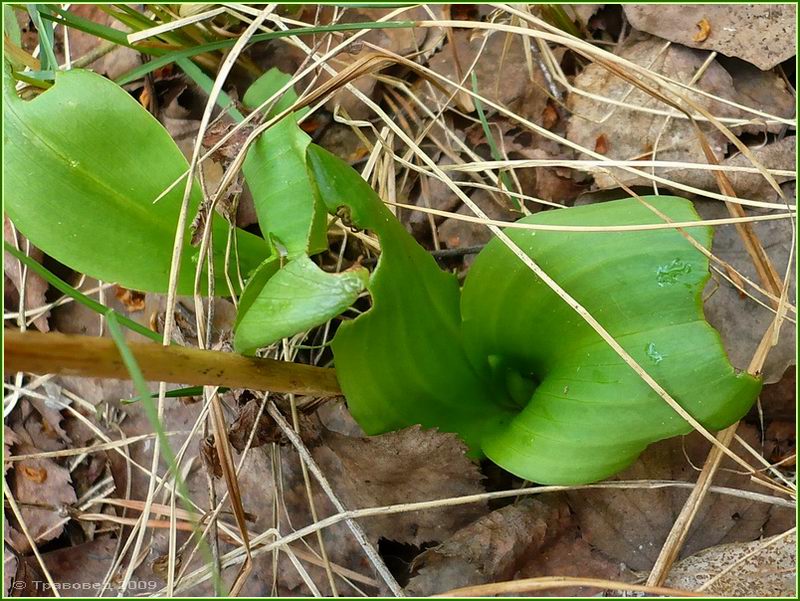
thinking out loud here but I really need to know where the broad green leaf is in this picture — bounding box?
[234,255,368,355]
[461,197,760,484]
[241,71,326,257]
[306,143,760,485]
[306,144,515,450]
[3,67,269,294]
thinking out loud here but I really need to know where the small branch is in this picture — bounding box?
[3,330,341,396]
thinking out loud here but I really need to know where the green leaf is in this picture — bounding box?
[4,5,22,47]
[461,197,760,484]
[307,143,760,485]
[242,67,309,121]
[26,4,57,71]
[3,67,269,294]
[232,72,345,353]
[234,255,368,355]
[241,73,326,258]
[306,144,515,450]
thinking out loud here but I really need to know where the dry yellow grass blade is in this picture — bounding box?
[4,330,342,396]
[433,576,707,597]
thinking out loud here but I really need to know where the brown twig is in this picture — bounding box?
[3,330,341,396]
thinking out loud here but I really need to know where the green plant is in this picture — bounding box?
[305,145,761,485]
[4,64,759,486]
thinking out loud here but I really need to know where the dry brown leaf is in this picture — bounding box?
[567,425,794,571]
[725,60,796,135]
[313,425,488,546]
[426,28,548,122]
[227,397,283,452]
[62,6,142,79]
[624,5,796,70]
[614,136,795,201]
[699,191,796,384]
[306,5,435,120]
[7,445,77,552]
[39,537,126,595]
[4,217,49,333]
[516,529,634,597]
[4,546,18,597]
[438,189,520,251]
[665,531,796,596]
[567,34,794,188]
[405,497,570,595]
[562,4,603,29]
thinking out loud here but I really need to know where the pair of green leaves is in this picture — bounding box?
[4,64,759,485]
[4,63,366,352]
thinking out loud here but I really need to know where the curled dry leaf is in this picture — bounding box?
[227,397,284,453]
[567,425,794,571]
[665,531,796,596]
[624,4,796,70]
[405,497,571,595]
[693,18,712,43]
[7,445,78,553]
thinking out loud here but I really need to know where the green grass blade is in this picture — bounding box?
[105,312,224,595]
[471,71,519,210]
[176,57,244,122]
[4,241,161,342]
[26,5,57,70]
[114,20,416,85]
[4,5,22,46]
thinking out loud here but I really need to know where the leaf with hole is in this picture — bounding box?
[233,70,368,353]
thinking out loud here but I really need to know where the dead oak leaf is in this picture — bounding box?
[665,531,796,596]
[625,4,795,70]
[312,425,488,546]
[566,33,794,193]
[405,497,572,596]
[567,425,793,572]
[8,445,77,552]
[698,194,796,385]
